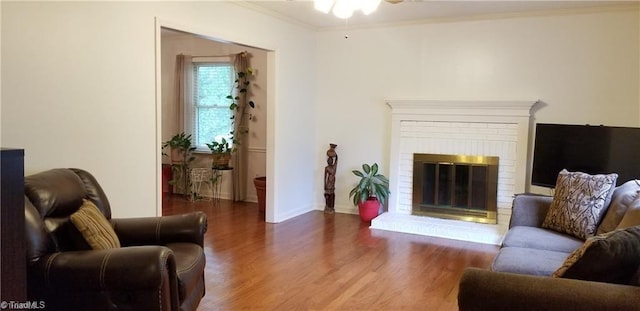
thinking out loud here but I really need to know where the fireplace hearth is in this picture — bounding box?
[412,153,498,224]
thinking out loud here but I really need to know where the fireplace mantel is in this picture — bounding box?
[372,99,538,245]
[386,100,536,117]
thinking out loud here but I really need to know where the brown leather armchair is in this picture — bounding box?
[24,168,207,311]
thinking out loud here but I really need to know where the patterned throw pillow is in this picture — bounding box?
[552,225,640,285]
[542,170,618,239]
[70,199,121,249]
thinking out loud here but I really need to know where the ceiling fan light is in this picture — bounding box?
[361,0,382,15]
[314,0,335,14]
[332,0,354,19]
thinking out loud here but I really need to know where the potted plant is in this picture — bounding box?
[207,137,232,169]
[161,132,196,198]
[161,132,196,164]
[349,163,390,222]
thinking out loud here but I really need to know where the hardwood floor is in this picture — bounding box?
[163,195,499,310]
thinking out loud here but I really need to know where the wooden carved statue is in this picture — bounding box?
[324,144,338,213]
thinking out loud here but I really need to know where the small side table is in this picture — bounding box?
[170,162,189,199]
[211,166,233,204]
[189,168,213,201]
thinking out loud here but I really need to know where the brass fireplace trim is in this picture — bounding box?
[412,207,498,224]
[412,153,499,224]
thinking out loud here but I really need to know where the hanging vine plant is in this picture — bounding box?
[227,51,255,149]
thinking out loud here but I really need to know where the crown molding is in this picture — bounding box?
[319,3,640,31]
[235,1,638,33]
[232,1,319,31]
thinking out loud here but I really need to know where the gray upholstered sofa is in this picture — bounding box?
[458,179,640,311]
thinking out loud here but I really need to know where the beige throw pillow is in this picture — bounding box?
[616,193,640,230]
[542,169,618,239]
[597,180,640,234]
[70,199,121,249]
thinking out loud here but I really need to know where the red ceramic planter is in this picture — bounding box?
[358,198,380,222]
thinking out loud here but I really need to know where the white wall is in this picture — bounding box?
[1,2,316,221]
[2,3,637,221]
[161,32,267,201]
[315,9,640,212]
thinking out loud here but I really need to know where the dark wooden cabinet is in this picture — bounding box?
[0,148,26,301]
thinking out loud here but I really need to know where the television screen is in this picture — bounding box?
[532,123,640,188]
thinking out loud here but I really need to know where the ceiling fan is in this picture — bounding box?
[315,0,406,18]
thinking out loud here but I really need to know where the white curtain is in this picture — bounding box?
[175,54,193,134]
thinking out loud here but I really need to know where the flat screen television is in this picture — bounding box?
[532,123,640,188]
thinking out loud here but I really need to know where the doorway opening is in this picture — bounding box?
[157,26,269,217]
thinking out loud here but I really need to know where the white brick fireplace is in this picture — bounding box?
[370,100,537,245]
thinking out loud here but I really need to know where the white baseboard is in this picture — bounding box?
[314,203,358,215]
[273,204,315,223]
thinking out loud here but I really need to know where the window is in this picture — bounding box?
[188,58,234,151]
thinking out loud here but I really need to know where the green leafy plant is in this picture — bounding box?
[161,132,196,163]
[207,137,233,169]
[206,137,232,154]
[349,163,390,206]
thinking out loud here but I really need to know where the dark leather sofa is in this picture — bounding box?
[24,168,207,311]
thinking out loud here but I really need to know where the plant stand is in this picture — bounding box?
[211,166,233,205]
[189,168,213,201]
[169,162,192,200]
[162,164,173,197]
